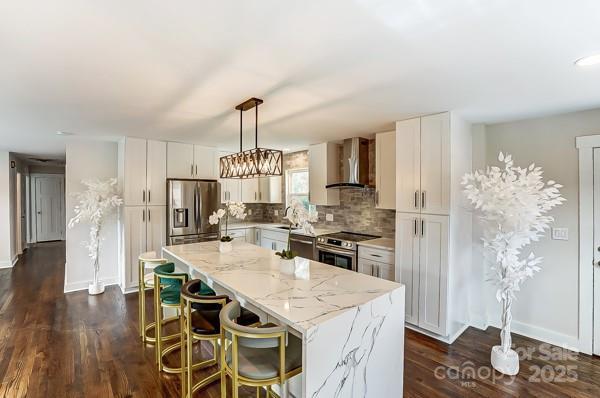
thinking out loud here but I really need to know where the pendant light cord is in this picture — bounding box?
[239,109,243,152]
[255,104,258,148]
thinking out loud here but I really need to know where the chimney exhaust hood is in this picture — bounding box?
[325,137,371,189]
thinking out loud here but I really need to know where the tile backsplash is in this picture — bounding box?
[244,149,396,238]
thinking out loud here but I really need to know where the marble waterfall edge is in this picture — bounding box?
[305,287,405,397]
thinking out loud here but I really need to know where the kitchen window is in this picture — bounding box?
[286,168,309,209]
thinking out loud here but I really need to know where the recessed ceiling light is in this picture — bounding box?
[56,131,74,136]
[575,53,600,67]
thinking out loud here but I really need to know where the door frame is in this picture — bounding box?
[576,135,600,355]
[31,173,65,242]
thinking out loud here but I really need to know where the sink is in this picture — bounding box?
[276,226,299,230]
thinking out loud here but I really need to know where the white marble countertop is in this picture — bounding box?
[357,237,395,251]
[223,222,339,237]
[163,240,401,333]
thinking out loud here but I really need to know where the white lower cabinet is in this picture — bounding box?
[357,246,395,282]
[122,205,167,291]
[396,212,449,335]
[260,229,288,251]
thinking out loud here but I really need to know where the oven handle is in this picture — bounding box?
[316,245,356,257]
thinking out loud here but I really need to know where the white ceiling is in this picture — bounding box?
[1,0,600,157]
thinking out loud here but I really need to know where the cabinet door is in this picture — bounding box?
[146,141,166,206]
[241,179,259,203]
[308,143,339,206]
[260,237,274,250]
[377,262,395,281]
[357,259,375,276]
[123,206,147,289]
[146,206,166,256]
[167,142,194,179]
[418,214,449,335]
[395,118,421,213]
[228,179,242,202]
[396,212,420,325]
[245,228,256,244]
[420,113,450,215]
[193,145,216,179]
[273,240,288,253]
[375,131,396,210]
[258,176,282,203]
[123,138,147,206]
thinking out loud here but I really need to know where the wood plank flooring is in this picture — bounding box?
[0,242,598,397]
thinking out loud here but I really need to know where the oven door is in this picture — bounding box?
[317,246,356,271]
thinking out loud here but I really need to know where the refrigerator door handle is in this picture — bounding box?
[196,184,202,234]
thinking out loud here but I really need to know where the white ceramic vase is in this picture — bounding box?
[279,257,296,274]
[88,281,105,295]
[219,240,233,253]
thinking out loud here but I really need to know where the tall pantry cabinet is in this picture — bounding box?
[395,112,472,343]
[118,137,167,292]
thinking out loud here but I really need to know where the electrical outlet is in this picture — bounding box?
[326,213,334,222]
[248,209,253,216]
[552,227,568,240]
[274,209,279,216]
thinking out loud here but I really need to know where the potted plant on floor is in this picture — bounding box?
[462,152,564,375]
[276,198,318,273]
[68,178,123,295]
[209,201,247,253]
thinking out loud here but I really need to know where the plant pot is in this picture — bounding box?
[88,281,105,295]
[279,257,296,274]
[491,345,519,375]
[219,240,233,253]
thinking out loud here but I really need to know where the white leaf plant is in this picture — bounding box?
[276,198,318,260]
[462,152,565,372]
[68,178,123,292]
[208,201,247,242]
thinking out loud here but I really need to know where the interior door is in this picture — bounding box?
[420,113,450,215]
[124,206,146,288]
[593,148,600,355]
[124,137,147,206]
[35,176,63,242]
[395,118,421,213]
[146,140,167,206]
[418,214,449,335]
[396,212,420,325]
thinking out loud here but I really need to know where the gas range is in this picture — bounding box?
[316,231,380,272]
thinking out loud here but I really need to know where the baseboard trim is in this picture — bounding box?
[64,277,120,294]
[120,285,139,295]
[405,322,469,344]
[487,319,580,352]
[0,262,13,269]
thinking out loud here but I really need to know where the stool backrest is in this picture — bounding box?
[153,262,188,286]
[181,279,228,308]
[220,300,286,349]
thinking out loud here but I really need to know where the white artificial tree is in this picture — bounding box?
[68,178,123,295]
[462,152,565,375]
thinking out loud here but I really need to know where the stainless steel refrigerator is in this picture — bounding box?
[167,179,220,245]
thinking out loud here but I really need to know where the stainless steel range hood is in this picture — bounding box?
[325,137,371,189]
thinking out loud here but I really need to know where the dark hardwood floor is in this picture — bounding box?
[0,242,598,397]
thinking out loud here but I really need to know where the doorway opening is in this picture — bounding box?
[30,174,65,242]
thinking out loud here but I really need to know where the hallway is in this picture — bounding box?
[0,243,598,397]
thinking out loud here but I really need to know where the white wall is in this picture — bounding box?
[0,151,13,267]
[65,140,120,292]
[473,108,600,348]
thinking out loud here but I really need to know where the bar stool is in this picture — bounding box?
[153,262,189,373]
[220,301,302,398]
[138,251,168,344]
[180,280,260,398]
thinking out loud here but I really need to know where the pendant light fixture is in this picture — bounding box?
[219,97,283,179]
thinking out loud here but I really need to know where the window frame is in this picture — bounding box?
[285,167,309,209]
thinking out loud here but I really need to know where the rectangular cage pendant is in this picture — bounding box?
[220,148,283,178]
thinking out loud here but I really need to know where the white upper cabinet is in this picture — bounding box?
[241,178,260,203]
[258,176,282,203]
[420,113,450,215]
[396,118,421,213]
[123,138,148,206]
[167,142,195,179]
[217,151,242,203]
[146,140,167,205]
[395,113,450,215]
[375,130,396,210]
[193,145,216,179]
[309,142,340,206]
[167,143,217,180]
[121,138,166,207]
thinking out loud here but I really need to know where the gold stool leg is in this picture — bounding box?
[221,333,227,398]
[139,259,144,341]
[155,275,162,369]
[180,302,187,398]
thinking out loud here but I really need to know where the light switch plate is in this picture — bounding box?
[552,228,568,240]
[274,209,279,216]
[326,213,334,222]
[248,209,253,215]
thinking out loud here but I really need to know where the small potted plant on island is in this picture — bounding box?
[276,198,318,273]
[209,201,247,253]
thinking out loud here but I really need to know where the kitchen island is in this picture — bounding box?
[163,240,405,398]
